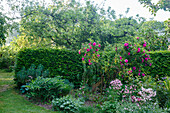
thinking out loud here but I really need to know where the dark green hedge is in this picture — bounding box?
[146,50,170,78]
[15,48,83,87]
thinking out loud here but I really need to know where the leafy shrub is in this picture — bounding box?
[145,50,170,78]
[15,48,83,88]
[15,64,49,88]
[77,106,97,113]
[52,95,84,113]
[26,76,73,102]
[101,101,117,113]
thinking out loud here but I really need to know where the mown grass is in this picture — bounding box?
[0,70,61,113]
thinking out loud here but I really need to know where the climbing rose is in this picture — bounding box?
[124,43,129,47]
[89,62,92,65]
[142,73,145,76]
[90,46,92,49]
[98,44,101,47]
[125,59,128,63]
[137,48,140,53]
[120,56,122,60]
[88,59,91,62]
[78,50,81,54]
[96,49,98,51]
[128,52,130,55]
[115,47,117,51]
[93,42,96,46]
[87,48,90,52]
[82,57,84,61]
[138,73,140,76]
[149,63,152,66]
[84,53,86,56]
[133,67,136,70]
[137,37,139,39]
[143,43,146,47]
[97,54,100,57]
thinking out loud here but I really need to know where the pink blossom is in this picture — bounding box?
[137,48,140,53]
[82,57,84,61]
[124,43,129,47]
[128,52,130,55]
[89,62,92,65]
[93,52,95,53]
[142,50,145,53]
[149,63,152,66]
[143,43,146,47]
[138,73,140,76]
[142,59,144,63]
[142,73,145,76]
[87,48,90,52]
[97,54,100,57]
[93,42,96,46]
[78,50,81,54]
[125,59,128,63]
[98,44,101,47]
[120,61,122,64]
[133,67,136,70]
[90,46,92,49]
[145,57,148,61]
[88,59,91,62]
[84,53,86,56]
[120,56,122,60]
[84,47,85,49]
[139,70,141,72]
[137,37,139,39]
[89,43,91,45]
[135,44,136,46]
[149,50,151,52]
[126,64,128,66]
[96,49,98,51]
[115,47,117,51]
[127,46,129,49]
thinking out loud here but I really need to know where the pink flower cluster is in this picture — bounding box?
[138,87,156,102]
[80,42,101,65]
[110,79,123,90]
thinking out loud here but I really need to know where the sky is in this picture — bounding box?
[92,0,170,22]
[1,0,169,22]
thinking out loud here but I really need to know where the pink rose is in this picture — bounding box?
[88,59,91,62]
[96,49,98,51]
[142,73,145,76]
[97,54,100,57]
[143,43,146,47]
[149,63,152,66]
[98,44,101,47]
[90,46,92,49]
[137,48,140,53]
[82,57,84,61]
[133,67,136,70]
[89,62,92,65]
[120,56,122,60]
[87,48,90,52]
[84,53,86,56]
[137,37,139,39]
[124,43,129,47]
[128,52,130,55]
[93,42,96,46]
[78,50,81,54]
[125,59,128,63]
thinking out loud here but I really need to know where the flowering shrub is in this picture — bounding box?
[115,37,152,81]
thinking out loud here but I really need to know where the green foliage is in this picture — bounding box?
[101,101,117,113]
[15,64,50,88]
[15,48,83,88]
[145,50,170,78]
[76,106,97,113]
[52,95,84,113]
[26,76,73,102]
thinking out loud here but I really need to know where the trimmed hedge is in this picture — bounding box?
[15,48,83,87]
[146,50,170,78]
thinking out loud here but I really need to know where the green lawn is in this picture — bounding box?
[0,70,61,113]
